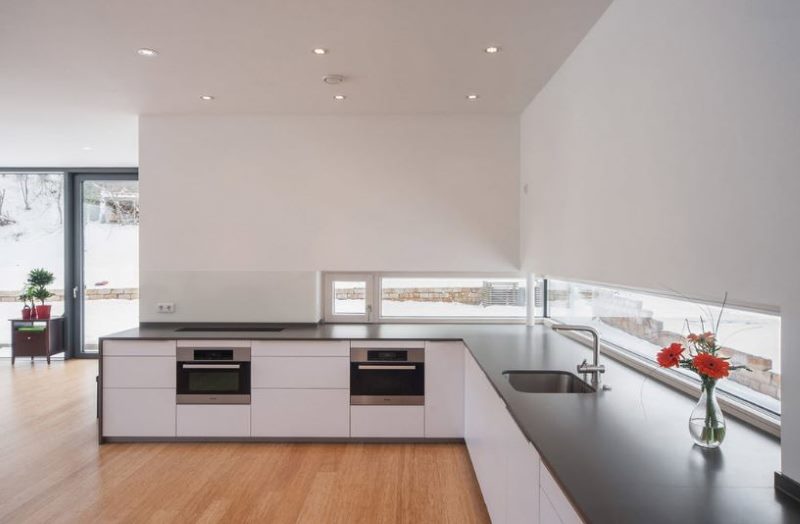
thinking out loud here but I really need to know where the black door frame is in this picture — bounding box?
[2,167,138,359]
[70,171,139,358]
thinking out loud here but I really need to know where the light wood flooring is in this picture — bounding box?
[0,359,489,523]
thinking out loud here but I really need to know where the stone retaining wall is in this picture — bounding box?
[0,288,139,302]
[336,287,482,305]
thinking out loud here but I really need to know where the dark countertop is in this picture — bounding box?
[101,323,799,523]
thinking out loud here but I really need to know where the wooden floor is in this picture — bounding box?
[0,359,489,524]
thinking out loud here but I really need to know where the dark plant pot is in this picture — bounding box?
[35,305,51,319]
[21,306,32,320]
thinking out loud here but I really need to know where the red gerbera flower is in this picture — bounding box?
[657,343,685,368]
[693,353,730,379]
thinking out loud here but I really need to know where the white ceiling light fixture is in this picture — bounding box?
[333,94,346,101]
[466,94,480,100]
[81,146,93,151]
[200,95,215,101]
[484,46,501,54]
[137,48,158,57]
[313,48,328,55]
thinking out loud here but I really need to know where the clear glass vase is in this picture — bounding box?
[688,379,726,448]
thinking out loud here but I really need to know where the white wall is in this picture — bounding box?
[139,114,520,322]
[520,0,800,479]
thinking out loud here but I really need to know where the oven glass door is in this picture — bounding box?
[177,362,251,403]
[350,362,424,405]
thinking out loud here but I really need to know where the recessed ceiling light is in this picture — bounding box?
[484,46,501,54]
[137,48,158,57]
[313,48,328,55]
[333,94,346,101]
[200,95,215,101]
[82,146,93,151]
[323,74,345,85]
[466,94,480,100]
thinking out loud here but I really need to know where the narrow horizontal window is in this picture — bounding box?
[547,279,781,418]
[380,277,527,319]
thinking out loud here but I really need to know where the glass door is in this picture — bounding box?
[73,174,139,354]
[0,172,65,359]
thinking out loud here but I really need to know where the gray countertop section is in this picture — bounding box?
[101,323,799,523]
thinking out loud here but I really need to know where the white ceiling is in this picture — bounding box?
[0,0,610,167]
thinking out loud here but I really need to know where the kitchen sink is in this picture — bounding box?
[503,370,595,394]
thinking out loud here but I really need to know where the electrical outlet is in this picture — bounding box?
[157,303,175,314]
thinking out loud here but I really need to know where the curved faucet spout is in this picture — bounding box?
[551,324,605,389]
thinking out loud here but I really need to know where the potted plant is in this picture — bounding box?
[19,287,33,320]
[27,268,55,320]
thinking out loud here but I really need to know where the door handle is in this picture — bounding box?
[73,287,78,299]
[357,365,416,370]
[182,364,241,369]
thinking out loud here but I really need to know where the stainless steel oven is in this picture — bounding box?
[350,347,424,405]
[176,347,251,404]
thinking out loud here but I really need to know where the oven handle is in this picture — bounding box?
[357,365,417,370]
[181,364,241,369]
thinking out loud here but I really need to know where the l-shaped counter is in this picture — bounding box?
[99,323,798,524]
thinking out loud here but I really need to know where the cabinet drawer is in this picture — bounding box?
[252,341,348,357]
[251,389,350,437]
[103,356,176,388]
[13,330,47,356]
[350,405,425,438]
[103,388,176,437]
[103,340,176,357]
[252,356,349,388]
[176,405,251,437]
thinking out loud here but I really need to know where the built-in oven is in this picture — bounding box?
[176,347,251,404]
[350,347,424,405]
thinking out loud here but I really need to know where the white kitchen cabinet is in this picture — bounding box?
[103,388,176,437]
[251,389,350,437]
[251,356,349,389]
[252,340,349,357]
[424,341,465,438]
[540,464,583,524]
[176,405,251,437]
[350,405,425,438]
[539,490,561,524]
[506,419,540,524]
[465,350,554,524]
[103,356,176,389]
[103,340,176,357]
[465,351,509,523]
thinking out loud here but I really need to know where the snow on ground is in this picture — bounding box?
[335,299,525,318]
[381,278,524,288]
[1,174,139,354]
[549,289,781,371]
[0,299,138,353]
[1,174,138,290]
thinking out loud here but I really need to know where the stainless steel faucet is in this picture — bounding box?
[551,324,606,390]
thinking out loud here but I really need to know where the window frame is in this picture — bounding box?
[543,277,781,436]
[1,167,138,360]
[323,272,532,324]
[322,273,376,323]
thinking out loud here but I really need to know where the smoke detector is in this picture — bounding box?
[323,74,345,85]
